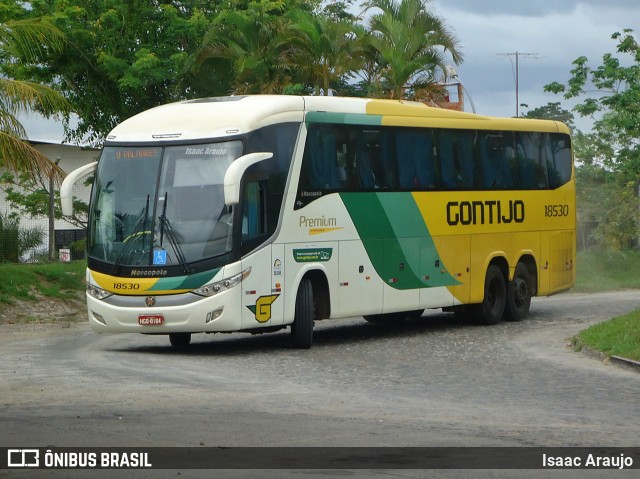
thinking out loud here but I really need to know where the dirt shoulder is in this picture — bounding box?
[0,292,86,325]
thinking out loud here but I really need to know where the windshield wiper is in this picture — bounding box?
[112,195,150,274]
[158,192,190,274]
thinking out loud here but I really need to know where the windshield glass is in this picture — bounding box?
[88,141,242,268]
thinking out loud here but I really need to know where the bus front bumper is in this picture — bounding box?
[86,287,241,334]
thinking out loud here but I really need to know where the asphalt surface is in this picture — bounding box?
[1,290,639,478]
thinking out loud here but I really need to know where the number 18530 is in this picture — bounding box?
[544,204,569,217]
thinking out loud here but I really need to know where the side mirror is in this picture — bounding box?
[60,161,97,216]
[223,152,273,206]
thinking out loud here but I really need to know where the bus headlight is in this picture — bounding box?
[87,283,113,300]
[192,268,251,297]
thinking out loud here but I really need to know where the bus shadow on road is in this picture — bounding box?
[108,309,542,357]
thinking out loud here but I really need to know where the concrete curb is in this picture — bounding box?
[610,355,640,373]
[580,345,640,373]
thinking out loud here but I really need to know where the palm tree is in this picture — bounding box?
[284,11,366,95]
[0,19,71,181]
[196,9,292,94]
[364,0,463,99]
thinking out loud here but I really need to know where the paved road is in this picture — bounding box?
[1,291,639,478]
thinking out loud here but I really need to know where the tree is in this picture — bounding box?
[0,212,44,263]
[364,0,463,99]
[545,29,640,249]
[5,0,221,146]
[196,6,291,94]
[0,171,88,230]
[0,18,71,181]
[545,29,640,178]
[520,102,576,131]
[196,1,318,94]
[284,10,365,95]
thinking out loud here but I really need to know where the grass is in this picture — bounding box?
[0,260,86,305]
[574,249,640,292]
[575,309,640,362]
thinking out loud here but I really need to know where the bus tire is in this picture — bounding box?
[291,278,314,349]
[471,265,506,325]
[505,262,532,321]
[169,332,191,348]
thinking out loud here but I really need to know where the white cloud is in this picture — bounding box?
[432,1,637,130]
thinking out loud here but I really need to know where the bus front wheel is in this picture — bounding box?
[291,278,314,349]
[505,262,532,321]
[471,265,506,325]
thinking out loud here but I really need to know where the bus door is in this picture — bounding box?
[240,179,284,328]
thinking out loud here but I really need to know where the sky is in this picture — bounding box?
[19,0,639,142]
[426,0,638,130]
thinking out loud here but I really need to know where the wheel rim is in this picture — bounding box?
[513,277,529,307]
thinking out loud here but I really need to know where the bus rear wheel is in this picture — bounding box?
[169,333,191,349]
[505,262,532,321]
[291,278,314,349]
[471,265,506,325]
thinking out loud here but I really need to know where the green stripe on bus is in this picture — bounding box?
[340,192,458,289]
[149,268,220,291]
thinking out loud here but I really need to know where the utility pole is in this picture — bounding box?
[497,51,539,117]
[48,157,61,262]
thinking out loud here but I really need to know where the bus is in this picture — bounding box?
[61,95,575,349]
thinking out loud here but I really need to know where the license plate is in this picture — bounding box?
[138,315,164,326]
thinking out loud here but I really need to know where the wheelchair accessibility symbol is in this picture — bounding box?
[153,249,167,265]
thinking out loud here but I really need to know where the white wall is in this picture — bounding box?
[0,142,99,258]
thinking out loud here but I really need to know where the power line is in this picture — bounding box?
[496,51,539,117]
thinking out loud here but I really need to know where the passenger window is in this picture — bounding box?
[480,132,516,189]
[437,129,475,189]
[301,125,343,190]
[351,127,395,190]
[517,132,549,189]
[547,133,572,189]
[396,129,437,189]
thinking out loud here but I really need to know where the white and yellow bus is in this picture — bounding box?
[61,95,575,349]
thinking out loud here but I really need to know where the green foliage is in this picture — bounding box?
[2,0,464,141]
[0,14,71,181]
[5,0,224,145]
[0,171,88,229]
[574,249,640,292]
[283,9,366,95]
[0,260,86,304]
[521,102,576,131]
[574,132,639,249]
[546,29,640,250]
[544,29,640,178]
[0,213,45,263]
[576,309,640,361]
[364,0,462,99]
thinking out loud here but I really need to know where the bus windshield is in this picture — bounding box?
[88,141,243,268]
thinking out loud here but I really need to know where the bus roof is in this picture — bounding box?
[105,95,570,143]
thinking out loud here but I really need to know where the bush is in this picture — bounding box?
[0,213,45,263]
